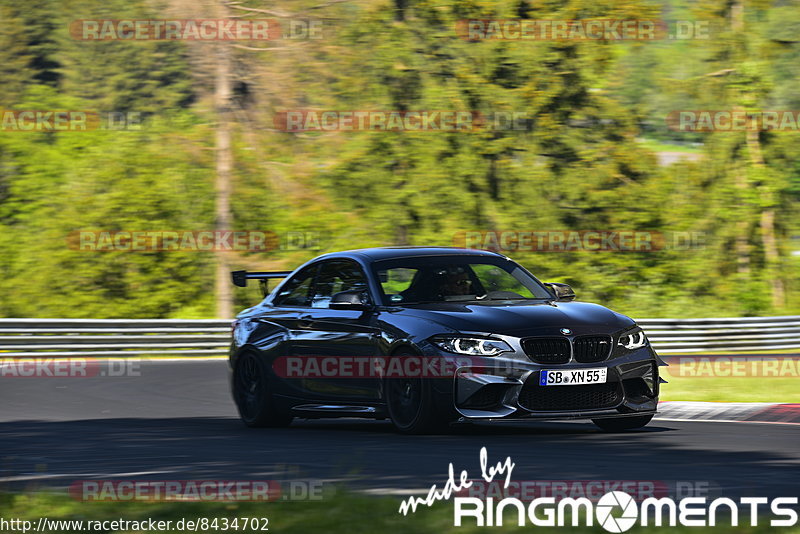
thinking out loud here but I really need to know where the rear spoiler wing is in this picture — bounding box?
[231,270,293,288]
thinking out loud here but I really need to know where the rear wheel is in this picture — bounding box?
[233,352,293,428]
[592,414,653,432]
[385,354,453,434]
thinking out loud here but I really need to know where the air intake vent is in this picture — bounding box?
[519,376,622,411]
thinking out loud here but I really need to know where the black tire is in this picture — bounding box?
[592,414,654,432]
[384,353,454,434]
[233,351,293,428]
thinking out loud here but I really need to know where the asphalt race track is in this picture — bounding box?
[1,360,798,500]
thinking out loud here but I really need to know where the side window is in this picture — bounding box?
[311,260,370,309]
[377,267,418,303]
[273,265,317,307]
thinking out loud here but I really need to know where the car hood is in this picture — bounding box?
[396,300,635,336]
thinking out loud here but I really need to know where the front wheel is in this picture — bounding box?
[385,354,453,434]
[592,414,654,432]
[233,352,293,428]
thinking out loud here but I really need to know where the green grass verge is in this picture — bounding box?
[1,491,798,534]
[660,365,800,403]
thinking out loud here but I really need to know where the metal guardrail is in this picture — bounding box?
[637,316,800,353]
[0,316,798,358]
[0,319,230,358]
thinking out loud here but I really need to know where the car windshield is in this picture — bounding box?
[372,255,552,305]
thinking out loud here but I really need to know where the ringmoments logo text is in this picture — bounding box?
[398,448,799,531]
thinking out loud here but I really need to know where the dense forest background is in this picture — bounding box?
[1,0,799,319]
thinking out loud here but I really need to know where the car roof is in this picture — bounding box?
[316,246,505,262]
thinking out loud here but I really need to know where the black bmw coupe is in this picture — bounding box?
[229,247,664,434]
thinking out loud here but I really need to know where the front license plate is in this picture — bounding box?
[540,368,607,386]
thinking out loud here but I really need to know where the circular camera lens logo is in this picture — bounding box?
[596,491,638,533]
[560,328,572,335]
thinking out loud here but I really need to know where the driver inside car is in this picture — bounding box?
[438,268,473,297]
[397,265,485,302]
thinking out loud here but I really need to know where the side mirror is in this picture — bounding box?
[330,290,372,311]
[544,282,576,302]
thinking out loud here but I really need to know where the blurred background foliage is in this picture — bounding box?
[0,0,798,318]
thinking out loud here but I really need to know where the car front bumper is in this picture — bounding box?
[437,345,662,421]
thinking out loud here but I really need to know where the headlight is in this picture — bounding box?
[618,327,648,350]
[430,336,512,356]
